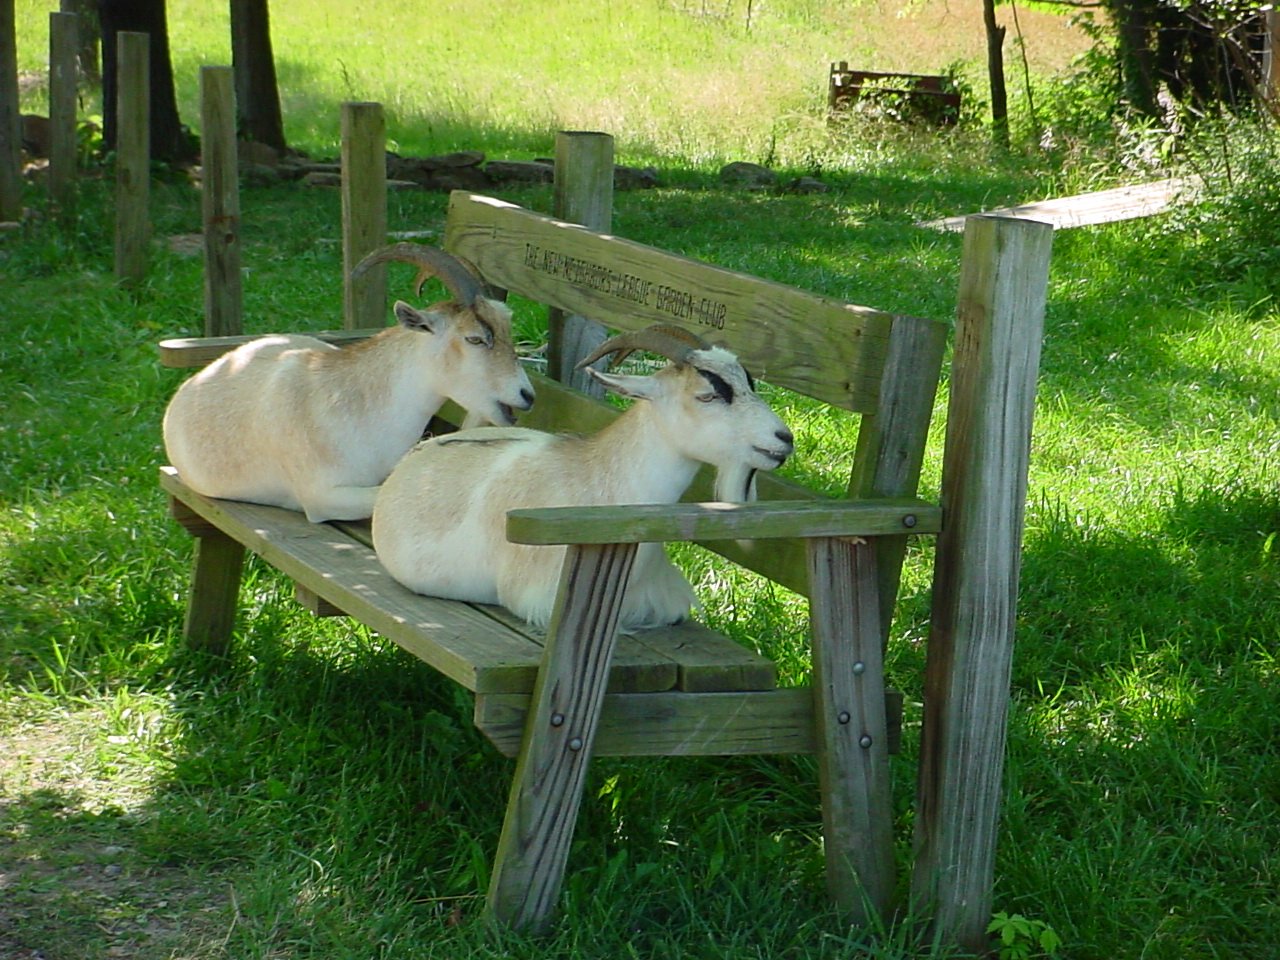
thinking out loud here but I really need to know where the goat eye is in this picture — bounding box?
[465,335,488,347]
[695,392,718,404]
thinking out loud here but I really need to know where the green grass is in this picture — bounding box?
[5,3,1280,959]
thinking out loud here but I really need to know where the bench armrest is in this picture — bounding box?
[505,498,940,546]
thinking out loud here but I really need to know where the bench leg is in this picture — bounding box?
[486,541,638,933]
[807,536,895,924]
[181,530,245,657]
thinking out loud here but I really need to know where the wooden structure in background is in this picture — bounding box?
[200,66,242,336]
[341,101,386,330]
[48,11,77,223]
[0,0,23,222]
[161,121,1052,953]
[828,61,961,125]
[113,31,149,287]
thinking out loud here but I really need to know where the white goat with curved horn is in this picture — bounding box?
[372,324,794,629]
[163,243,535,523]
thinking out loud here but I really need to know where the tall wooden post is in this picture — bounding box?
[912,214,1053,952]
[0,0,21,222]
[114,31,150,288]
[341,101,386,330]
[49,11,79,223]
[547,130,613,394]
[200,66,242,336]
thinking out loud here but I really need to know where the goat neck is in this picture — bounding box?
[584,405,702,505]
[311,325,444,423]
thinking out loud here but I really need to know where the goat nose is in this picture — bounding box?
[776,428,795,448]
[519,388,535,409]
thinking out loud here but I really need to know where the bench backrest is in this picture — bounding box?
[442,191,949,597]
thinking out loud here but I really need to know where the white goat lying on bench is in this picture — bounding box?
[162,244,535,523]
[372,324,795,629]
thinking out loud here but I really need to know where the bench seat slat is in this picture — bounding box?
[331,518,777,694]
[161,467,777,696]
[162,467,546,693]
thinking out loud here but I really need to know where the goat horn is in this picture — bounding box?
[576,324,712,370]
[350,243,485,306]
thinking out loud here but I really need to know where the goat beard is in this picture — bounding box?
[714,464,758,503]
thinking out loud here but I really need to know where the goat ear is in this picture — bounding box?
[588,368,660,401]
[394,301,442,334]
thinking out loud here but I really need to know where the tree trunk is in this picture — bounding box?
[1111,0,1159,116]
[99,0,195,164]
[230,0,286,152]
[983,0,1008,149]
[61,0,99,86]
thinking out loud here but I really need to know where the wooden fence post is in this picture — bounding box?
[48,11,78,223]
[200,65,242,336]
[547,130,614,394]
[341,101,386,330]
[911,214,1053,952]
[0,0,21,223]
[113,31,149,287]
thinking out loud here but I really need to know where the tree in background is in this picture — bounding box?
[1102,0,1271,118]
[983,0,1010,148]
[60,0,99,85]
[99,0,196,164]
[231,0,287,152]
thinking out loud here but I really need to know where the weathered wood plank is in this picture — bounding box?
[161,467,547,694]
[506,498,940,545]
[181,531,245,657]
[919,177,1199,232]
[912,215,1053,951]
[624,618,776,692]
[341,101,386,330]
[475,687,905,757]
[547,131,613,394]
[164,467,693,695]
[849,312,949,647]
[444,192,894,412]
[332,520,684,695]
[113,32,150,287]
[487,541,638,932]
[48,12,78,223]
[200,66,242,337]
[0,0,19,223]
[809,535,895,924]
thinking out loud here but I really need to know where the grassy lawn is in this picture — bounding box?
[3,3,1279,959]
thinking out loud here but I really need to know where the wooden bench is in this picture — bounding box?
[828,62,962,125]
[160,185,1052,947]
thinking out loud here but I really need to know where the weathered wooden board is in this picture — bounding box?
[474,687,905,757]
[919,177,1199,232]
[913,215,1053,949]
[332,517,776,694]
[487,541,639,931]
[164,467,779,696]
[162,467,547,694]
[444,191,896,412]
[808,535,895,922]
[507,498,940,545]
[624,618,777,692]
